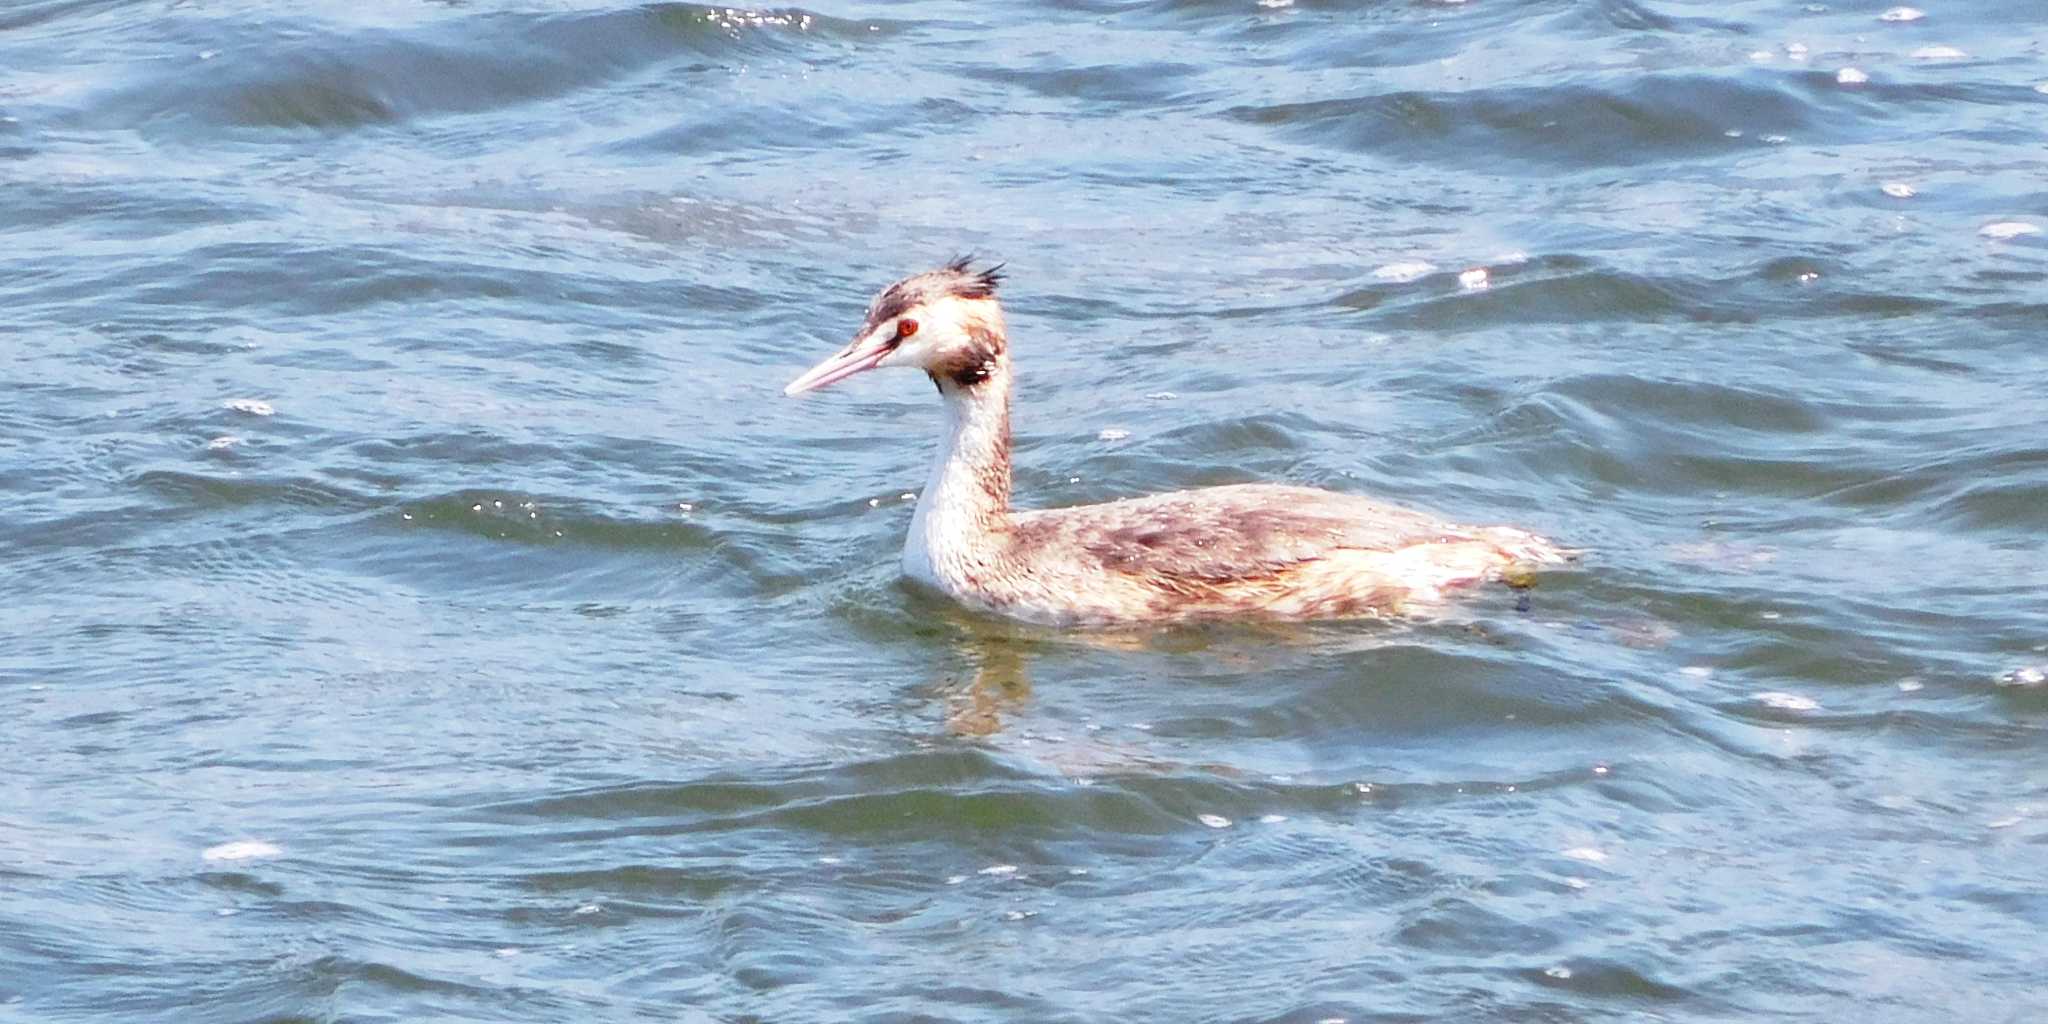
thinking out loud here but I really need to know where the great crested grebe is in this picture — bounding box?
[785,259,1564,628]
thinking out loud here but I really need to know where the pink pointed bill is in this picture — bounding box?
[784,341,889,396]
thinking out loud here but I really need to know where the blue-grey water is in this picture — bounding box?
[5,0,2047,1020]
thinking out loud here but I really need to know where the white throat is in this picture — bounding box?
[902,379,1011,593]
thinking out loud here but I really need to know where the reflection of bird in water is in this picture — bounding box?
[936,635,1031,738]
[787,259,1564,628]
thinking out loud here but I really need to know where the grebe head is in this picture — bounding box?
[784,257,1007,396]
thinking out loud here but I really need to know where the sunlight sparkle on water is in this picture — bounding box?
[1980,221,2042,240]
[1373,260,1435,283]
[1996,666,2046,688]
[1756,692,1820,711]
[202,840,281,861]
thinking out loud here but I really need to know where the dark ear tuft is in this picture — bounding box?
[945,255,1004,299]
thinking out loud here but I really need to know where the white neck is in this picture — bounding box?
[903,367,1013,592]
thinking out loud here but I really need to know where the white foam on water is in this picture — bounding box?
[1096,427,1130,441]
[1996,666,2046,687]
[222,399,274,416]
[1880,6,1925,21]
[1748,50,1774,62]
[979,864,1018,876]
[1897,678,1924,692]
[1457,267,1489,290]
[1680,666,1713,679]
[1881,182,1916,198]
[1546,966,1573,979]
[1757,692,1820,711]
[1911,45,1967,59]
[1562,847,1608,863]
[1259,814,1288,824]
[1373,260,1436,282]
[1785,42,1810,60]
[1836,67,1869,84]
[1198,814,1232,829]
[1980,221,2042,240]
[575,903,602,915]
[202,840,281,861]
[206,436,241,450]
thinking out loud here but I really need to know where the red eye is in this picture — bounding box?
[898,318,919,338]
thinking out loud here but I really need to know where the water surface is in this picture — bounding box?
[4,0,2047,1020]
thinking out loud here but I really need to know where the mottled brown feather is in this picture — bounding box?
[1009,484,1445,583]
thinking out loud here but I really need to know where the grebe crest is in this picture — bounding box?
[784,257,1008,396]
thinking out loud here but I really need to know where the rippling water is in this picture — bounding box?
[6,0,2047,1020]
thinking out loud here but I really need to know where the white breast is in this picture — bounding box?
[900,500,947,591]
